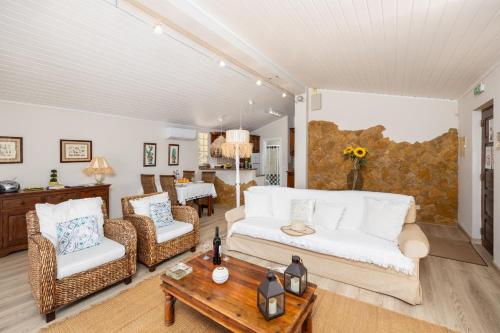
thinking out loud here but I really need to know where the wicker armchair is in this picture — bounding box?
[121,193,200,272]
[26,205,137,322]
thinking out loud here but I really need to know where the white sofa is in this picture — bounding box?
[226,186,430,305]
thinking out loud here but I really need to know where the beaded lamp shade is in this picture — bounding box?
[221,129,253,159]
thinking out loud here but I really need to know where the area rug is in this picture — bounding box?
[428,236,487,266]
[44,276,454,333]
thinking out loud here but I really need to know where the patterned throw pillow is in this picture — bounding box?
[56,215,100,256]
[150,201,174,228]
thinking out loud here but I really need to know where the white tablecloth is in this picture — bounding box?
[175,182,217,205]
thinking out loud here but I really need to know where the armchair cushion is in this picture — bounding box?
[36,197,105,248]
[56,237,125,279]
[156,221,194,243]
[129,193,169,217]
[150,201,174,227]
[56,215,100,255]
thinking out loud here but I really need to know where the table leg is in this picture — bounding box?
[163,291,176,326]
[207,196,213,216]
[302,311,312,333]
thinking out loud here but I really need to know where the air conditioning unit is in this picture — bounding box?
[165,127,197,140]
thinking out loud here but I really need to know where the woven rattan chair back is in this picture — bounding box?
[159,175,178,204]
[183,170,195,181]
[201,171,216,183]
[140,174,157,194]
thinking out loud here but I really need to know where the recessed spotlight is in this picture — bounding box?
[256,79,262,86]
[153,24,163,35]
[248,100,254,105]
[282,92,287,98]
[219,60,226,67]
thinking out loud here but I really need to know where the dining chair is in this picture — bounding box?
[183,170,195,181]
[140,174,157,194]
[159,175,179,204]
[198,171,216,215]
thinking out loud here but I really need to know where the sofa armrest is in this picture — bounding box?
[27,233,56,314]
[225,206,245,231]
[171,205,200,243]
[104,219,137,275]
[398,224,429,258]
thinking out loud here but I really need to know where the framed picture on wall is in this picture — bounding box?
[143,143,157,167]
[168,144,179,166]
[485,146,493,170]
[60,139,92,163]
[0,136,23,164]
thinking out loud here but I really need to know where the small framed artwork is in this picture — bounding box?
[60,139,92,163]
[143,143,157,167]
[487,118,494,143]
[168,144,179,166]
[0,136,23,164]
[485,146,493,169]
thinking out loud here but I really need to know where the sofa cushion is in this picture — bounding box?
[361,197,410,242]
[56,215,100,255]
[244,191,273,218]
[230,218,415,274]
[290,199,315,224]
[247,187,414,231]
[56,237,125,279]
[37,197,104,248]
[312,202,345,231]
[130,193,169,217]
[156,221,194,243]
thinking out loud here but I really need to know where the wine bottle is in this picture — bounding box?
[213,226,222,265]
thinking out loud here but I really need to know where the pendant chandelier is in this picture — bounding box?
[210,120,226,158]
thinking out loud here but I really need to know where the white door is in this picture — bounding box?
[264,144,281,186]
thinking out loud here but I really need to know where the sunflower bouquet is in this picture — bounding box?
[343,145,368,190]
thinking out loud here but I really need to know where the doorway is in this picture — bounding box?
[481,106,494,255]
[263,139,281,186]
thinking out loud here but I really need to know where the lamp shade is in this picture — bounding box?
[84,156,114,175]
[226,129,249,144]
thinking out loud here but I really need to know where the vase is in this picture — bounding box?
[347,169,363,190]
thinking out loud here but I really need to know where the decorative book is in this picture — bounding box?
[166,263,192,280]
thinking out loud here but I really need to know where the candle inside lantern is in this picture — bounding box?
[291,276,300,293]
[268,297,277,315]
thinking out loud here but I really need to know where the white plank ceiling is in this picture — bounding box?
[0,0,293,130]
[190,0,500,99]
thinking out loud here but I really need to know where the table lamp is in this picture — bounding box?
[84,156,114,184]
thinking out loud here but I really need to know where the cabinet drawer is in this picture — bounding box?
[1,196,41,210]
[79,190,107,200]
[44,192,80,204]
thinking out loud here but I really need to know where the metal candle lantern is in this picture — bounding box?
[257,270,285,320]
[284,255,307,296]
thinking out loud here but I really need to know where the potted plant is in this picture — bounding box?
[343,146,368,190]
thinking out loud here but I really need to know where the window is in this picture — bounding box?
[198,132,209,165]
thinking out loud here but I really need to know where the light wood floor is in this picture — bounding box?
[1,206,499,333]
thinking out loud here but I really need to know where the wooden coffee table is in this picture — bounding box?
[160,252,317,332]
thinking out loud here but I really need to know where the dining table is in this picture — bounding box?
[175,182,217,216]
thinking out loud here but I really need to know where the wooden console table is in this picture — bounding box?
[0,184,110,257]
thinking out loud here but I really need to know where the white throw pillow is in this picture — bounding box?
[244,191,273,218]
[290,199,315,225]
[56,215,100,255]
[130,193,169,217]
[361,197,410,242]
[37,201,72,247]
[69,197,105,238]
[312,202,345,231]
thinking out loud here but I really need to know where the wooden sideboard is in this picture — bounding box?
[0,184,110,257]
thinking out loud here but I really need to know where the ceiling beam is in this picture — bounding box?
[125,0,296,96]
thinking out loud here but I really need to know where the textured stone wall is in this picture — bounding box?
[214,177,257,207]
[308,121,458,224]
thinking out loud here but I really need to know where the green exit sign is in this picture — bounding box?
[473,82,485,95]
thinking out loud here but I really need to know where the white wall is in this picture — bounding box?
[309,89,458,143]
[0,100,202,217]
[252,116,289,186]
[294,92,308,189]
[457,64,500,267]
